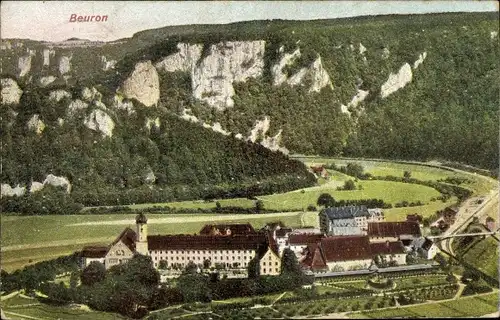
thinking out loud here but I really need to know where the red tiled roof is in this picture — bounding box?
[147,234,266,251]
[81,246,108,258]
[289,234,325,245]
[367,222,421,238]
[301,243,327,270]
[199,223,256,236]
[369,241,405,255]
[320,236,372,262]
[111,227,137,252]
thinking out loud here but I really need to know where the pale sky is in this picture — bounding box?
[1,1,498,42]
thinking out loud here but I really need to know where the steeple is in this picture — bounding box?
[135,213,148,255]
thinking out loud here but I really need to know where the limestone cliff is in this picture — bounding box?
[1,78,23,105]
[120,61,160,107]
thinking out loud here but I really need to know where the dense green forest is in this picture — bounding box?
[1,12,498,212]
[0,84,315,212]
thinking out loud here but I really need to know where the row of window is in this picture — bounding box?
[152,249,254,255]
[153,255,253,261]
[262,268,279,274]
[262,261,279,266]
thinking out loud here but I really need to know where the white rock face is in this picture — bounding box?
[180,108,200,123]
[235,133,243,140]
[309,57,333,92]
[30,181,44,193]
[145,117,160,132]
[101,56,117,71]
[84,109,114,137]
[59,55,72,75]
[82,87,102,102]
[380,63,413,98]
[202,122,231,136]
[58,118,65,126]
[18,54,33,77]
[272,48,301,86]
[27,114,45,135]
[272,49,332,92]
[1,78,23,105]
[359,43,367,55]
[39,76,56,87]
[1,184,26,197]
[68,99,88,116]
[247,116,289,154]
[112,95,135,114]
[43,174,71,193]
[413,52,427,69]
[120,61,160,107]
[341,89,370,115]
[155,43,203,72]
[49,89,71,102]
[43,49,55,66]
[382,48,390,60]
[192,41,266,109]
[490,31,498,39]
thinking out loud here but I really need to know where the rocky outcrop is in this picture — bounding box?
[359,43,367,55]
[112,95,135,114]
[43,174,71,193]
[413,52,427,69]
[120,61,160,107]
[43,48,55,66]
[341,89,369,115]
[192,41,266,109]
[145,117,160,132]
[382,48,390,60]
[202,122,230,136]
[59,55,72,75]
[380,63,412,98]
[101,56,117,71]
[309,57,333,92]
[30,181,44,193]
[491,31,498,39]
[1,184,26,197]
[272,48,301,86]
[1,78,23,105]
[82,87,102,102]
[27,114,45,135]
[67,99,88,116]
[272,49,332,92]
[248,116,288,153]
[84,109,114,137]
[18,50,35,77]
[49,89,71,102]
[155,43,203,72]
[39,76,56,87]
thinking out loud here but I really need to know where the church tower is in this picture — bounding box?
[135,213,148,255]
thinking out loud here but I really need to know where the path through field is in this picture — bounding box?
[66,212,303,226]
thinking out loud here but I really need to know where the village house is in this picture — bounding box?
[288,233,325,259]
[310,165,329,179]
[412,237,440,260]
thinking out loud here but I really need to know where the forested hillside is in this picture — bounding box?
[0,12,498,212]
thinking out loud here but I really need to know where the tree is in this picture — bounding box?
[317,193,335,207]
[255,200,264,213]
[280,248,302,275]
[247,256,260,279]
[183,261,198,275]
[80,261,106,286]
[177,273,211,303]
[403,171,412,181]
[342,179,356,190]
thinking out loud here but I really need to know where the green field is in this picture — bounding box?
[1,293,124,320]
[461,236,499,279]
[1,212,304,272]
[298,157,496,195]
[348,291,499,318]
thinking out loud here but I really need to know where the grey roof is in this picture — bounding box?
[321,206,370,220]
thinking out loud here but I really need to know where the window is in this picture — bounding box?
[263,262,266,266]
[263,268,266,273]
[275,262,278,266]
[275,268,278,272]
[181,257,184,260]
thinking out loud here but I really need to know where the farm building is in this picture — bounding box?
[367,221,422,248]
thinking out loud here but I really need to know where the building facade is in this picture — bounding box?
[319,206,384,236]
